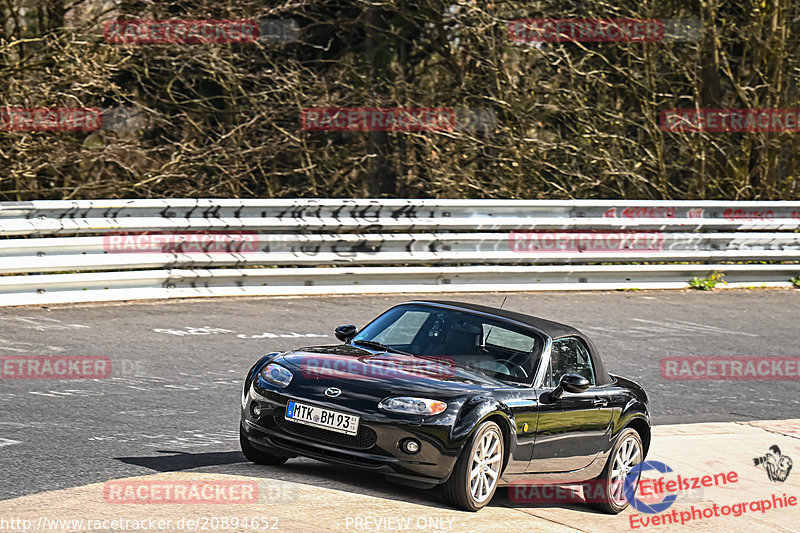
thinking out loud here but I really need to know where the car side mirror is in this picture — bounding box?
[550,373,590,400]
[334,324,358,343]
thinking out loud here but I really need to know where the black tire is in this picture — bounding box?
[239,425,289,466]
[584,428,643,514]
[442,420,505,511]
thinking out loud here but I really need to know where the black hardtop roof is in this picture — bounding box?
[405,300,612,385]
[408,300,583,339]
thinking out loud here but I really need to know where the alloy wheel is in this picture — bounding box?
[609,435,642,506]
[468,428,503,503]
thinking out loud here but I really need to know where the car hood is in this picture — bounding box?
[276,344,513,398]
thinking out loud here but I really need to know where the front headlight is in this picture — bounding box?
[378,397,447,415]
[260,363,293,388]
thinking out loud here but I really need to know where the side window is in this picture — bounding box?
[548,337,596,387]
[482,324,537,353]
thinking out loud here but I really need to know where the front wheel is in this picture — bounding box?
[239,425,289,466]
[442,420,504,511]
[584,428,643,514]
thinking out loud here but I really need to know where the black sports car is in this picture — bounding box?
[239,300,650,512]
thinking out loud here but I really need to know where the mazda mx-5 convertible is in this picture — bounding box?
[239,300,650,512]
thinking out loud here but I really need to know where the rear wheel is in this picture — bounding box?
[442,420,504,511]
[239,426,289,465]
[584,428,643,514]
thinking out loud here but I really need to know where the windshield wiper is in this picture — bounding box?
[351,340,411,355]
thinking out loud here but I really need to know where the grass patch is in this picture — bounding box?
[689,271,725,291]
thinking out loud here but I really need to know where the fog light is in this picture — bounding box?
[401,439,421,454]
[251,403,262,417]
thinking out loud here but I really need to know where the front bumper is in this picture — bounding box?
[241,388,460,488]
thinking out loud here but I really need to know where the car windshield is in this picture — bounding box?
[351,304,542,384]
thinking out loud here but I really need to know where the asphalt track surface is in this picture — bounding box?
[0,290,798,503]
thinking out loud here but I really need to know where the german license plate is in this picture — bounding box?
[285,400,360,436]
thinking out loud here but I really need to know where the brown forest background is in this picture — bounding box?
[1,0,799,201]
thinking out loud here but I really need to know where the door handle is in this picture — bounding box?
[593,397,608,407]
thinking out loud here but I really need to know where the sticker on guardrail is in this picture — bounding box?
[600,206,800,220]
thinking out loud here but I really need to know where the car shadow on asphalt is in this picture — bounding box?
[114,450,249,471]
[113,450,605,514]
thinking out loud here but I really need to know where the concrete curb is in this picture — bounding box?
[0,419,797,533]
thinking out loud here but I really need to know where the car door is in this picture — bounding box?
[527,336,612,474]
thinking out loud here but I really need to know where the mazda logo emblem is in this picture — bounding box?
[324,387,342,398]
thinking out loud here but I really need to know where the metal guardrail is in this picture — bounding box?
[2,232,800,273]
[2,199,800,233]
[1,199,799,306]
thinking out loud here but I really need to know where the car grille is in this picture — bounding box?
[270,436,384,468]
[273,413,377,450]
